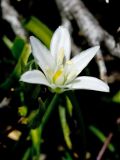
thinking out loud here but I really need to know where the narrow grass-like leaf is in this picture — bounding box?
[30,128,40,157]
[3,36,13,49]
[66,96,73,117]
[28,94,59,129]
[64,151,73,160]
[29,94,59,158]
[0,43,31,89]
[89,125,115,152]
[24,16,52,48]
[3,36,26,60]
[22,148,31,160]
[59,105,72,149]
[67,91,86,159]
[11,37,26,60]
[112,90,120,104]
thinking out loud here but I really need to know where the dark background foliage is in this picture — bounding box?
[0,0,120,159]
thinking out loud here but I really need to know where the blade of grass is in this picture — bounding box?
[64,151,73,160]
[89,125,115,152]
[59,105,72,149]
[96,133,113,160]
[3,36,26,60]
[22,148,31,160]
[0,43,31,89]
[30,128,40,159]
[11,37,26,60]
[30,93,60,159]
[3,36,13,49]
[24,16,53,48]
[112,90,120,104]
[66,91,86,160]
[66,96,73,117]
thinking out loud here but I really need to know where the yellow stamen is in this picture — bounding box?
[53,68,63,82]
[66,60,72,65]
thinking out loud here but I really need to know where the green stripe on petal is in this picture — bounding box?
[50,26,71,62]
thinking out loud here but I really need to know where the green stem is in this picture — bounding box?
[40,93,59,130]
[3,36,13,49]
[66,91,86,160]
[32,93,59,159]
[22,148,31,160]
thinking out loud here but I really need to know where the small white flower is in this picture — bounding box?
[20,26,109,93]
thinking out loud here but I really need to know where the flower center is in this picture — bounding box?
[46,48,77,86]
[51,48,65,85]
[53,67,63,83]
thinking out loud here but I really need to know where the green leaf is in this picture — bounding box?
[67,91,86,160]
[30,128,40,158]
[22,148,31,160]
[3,36,26,60]
[28,94,59,129]
[66,96,73,117]
[0,43,31,89]
[29,94,59,158]
[28,98,47,129]
[15,43,31,76]
[24,16,53,48]
[59,105,72,149]
[89,125,115,152]
[64,152,73,160]
[20,91,25,103]
[112,90,120,104]
[18,106,28,117]
[3,36,13,49]
[11,37,26,60]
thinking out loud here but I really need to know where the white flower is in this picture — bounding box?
[20,26,109,93]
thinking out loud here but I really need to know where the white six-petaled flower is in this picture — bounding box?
[20,26,109,93]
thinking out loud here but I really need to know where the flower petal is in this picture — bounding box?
[30,36,55,73]
[50,26,71,61]
[20,70,51,87]
[69,46,100,76]
[66,76,109,92]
